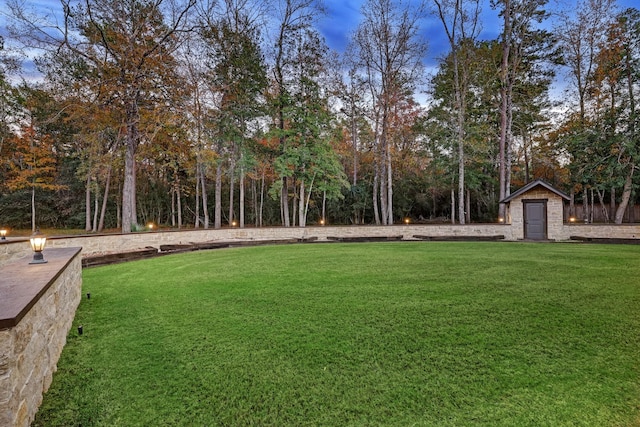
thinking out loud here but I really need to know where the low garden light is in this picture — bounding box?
[231,220,237,227]
[0,229,7,240]
[404,218,410,224]
[320,218,325,226]
[29,229,48,264]
[147,223,155,230]
[569,216,577,223]
[498,217,505,223]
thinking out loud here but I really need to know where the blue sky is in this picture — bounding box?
[1,0,639,80]
[317,0,638,67]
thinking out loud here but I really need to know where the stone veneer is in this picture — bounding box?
[505,188,567,240]
[0,247,82,427]
[1,221,640,268]
[0,224,511,267]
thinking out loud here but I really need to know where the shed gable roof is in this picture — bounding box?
[499,179,570,203]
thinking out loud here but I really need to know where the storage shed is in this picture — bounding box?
[500,179,570,241]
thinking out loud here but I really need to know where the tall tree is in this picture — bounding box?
[268,0,324,226]
[270,28,347,227]
[8,0,197,232]
[432,0,482,224]
[352,0,427,225]
[495,0,553,217]
[204,0,268,228]
[3,86,66,231]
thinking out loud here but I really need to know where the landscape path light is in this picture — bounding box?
[0,229,7,240]
[29,229,48,264]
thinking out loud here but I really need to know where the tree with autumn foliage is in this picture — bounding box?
[3,120,63,232]
[352,0,427,225]
[557,3,640,223]
[7,0,198,232]
[203,0,268,228]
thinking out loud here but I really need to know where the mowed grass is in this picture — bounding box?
[34,242,640,426]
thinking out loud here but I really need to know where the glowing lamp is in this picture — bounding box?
[498,217,505,223]
[404,218,410,224]
[29,230,47,264]
[0,229,7,240]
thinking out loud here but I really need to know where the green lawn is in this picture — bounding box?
[34,242,640,426]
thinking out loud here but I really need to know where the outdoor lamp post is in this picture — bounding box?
[29,230,47,264]
[0,229,7,240]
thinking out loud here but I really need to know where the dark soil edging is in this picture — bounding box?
[413,235,505,241]
[570,236,640,244]
[81,238,320,268]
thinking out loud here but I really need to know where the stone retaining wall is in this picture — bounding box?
[0,224,511,267]
[0,248,82,427]
[1,222,639,268]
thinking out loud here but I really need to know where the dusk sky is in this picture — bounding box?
[1,0,639,83]
[318,0,639,66]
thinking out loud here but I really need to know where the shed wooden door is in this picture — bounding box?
[524,200,547,240]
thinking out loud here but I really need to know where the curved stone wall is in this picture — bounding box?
[1,222,639,269]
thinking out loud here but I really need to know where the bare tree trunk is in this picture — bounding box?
[171,188,176,227]
[615,166,635,224]
[291,183,297,227]
[451,188,455,225]
[373,167,380,225]
[215,161,222,229]
[252,177,258,227]
[31,186,36,233]
[298,180,305,227]
[239,164,245,228]
[352,108,358,187]
[92,185,99,232]
[457,129,465,225]
[386,140,393,224]
[259,168,265,227]
[498,0,511,220]
[175,179,183,229]
[596,188,609,223]
[85,175,92,232]
[98,166,111,232]
[228,155,235,225]
[282,177,290,227]
[379,145,388,225]
[116,189,121,230]
[122,107,138,233]
[322,190,326,224]
[466,189,471,224]
[201,168,209,229]
[195,164,200,228]
[583,188,589,223]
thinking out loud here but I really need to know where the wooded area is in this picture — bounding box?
[0,0,638,232]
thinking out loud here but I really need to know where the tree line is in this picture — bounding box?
[0,0,638,233]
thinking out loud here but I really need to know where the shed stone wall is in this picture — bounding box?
[506,189,566,240]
